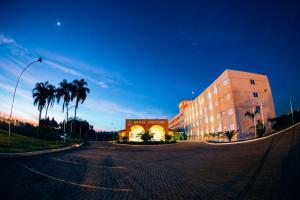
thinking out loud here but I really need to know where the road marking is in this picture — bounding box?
[50,157,125,169]
[73,154,123,160]
[15,161,132,192]
[84,147,116,150]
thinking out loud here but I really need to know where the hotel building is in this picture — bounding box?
[169,70,276,141]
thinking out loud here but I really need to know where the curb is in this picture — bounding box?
[0,143,83,158]
[203,122,300,146]
[112,142,179,147]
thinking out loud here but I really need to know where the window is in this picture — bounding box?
[226,94,231,100]
[223,79,228,86]
[213,86,218,94]
[230,124,235,130]
[215,101,218,107]
[255,106,261,113]
[250,79,255,85]
[253,92,258,98]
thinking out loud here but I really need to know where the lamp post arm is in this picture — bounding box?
[8,58,42,137]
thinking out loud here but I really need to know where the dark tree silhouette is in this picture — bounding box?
[32,81,49,125]
[71,79,90,121]
[45,84,56,118]
[56,79,72,124]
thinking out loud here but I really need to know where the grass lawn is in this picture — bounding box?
[0,129,77,153]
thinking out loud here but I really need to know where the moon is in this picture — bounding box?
[56,21,61,26]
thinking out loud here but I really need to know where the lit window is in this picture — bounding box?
[218,124,222,132]
[223,79,228,86]
[226,94,231,100]
[210,115,214,122]
[215,101,218,107]
[214,86,217,94]
[207,92,211,99]
[230,124,235,130]
[228,108,233,115]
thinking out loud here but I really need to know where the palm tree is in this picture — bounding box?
[71,79,90,120]
[245,110,260,136]
[45,84,56,118]
[32,82,49,125]
[223,130,239,142]
[56,79,72,125]
[138,131,154,143]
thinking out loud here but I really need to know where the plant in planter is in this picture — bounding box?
[165,134,173,142]
[121,136,129,143]
[138,131,154,143]
[223,130,239,142]
[256,122,266,137]
[209,132,217,139]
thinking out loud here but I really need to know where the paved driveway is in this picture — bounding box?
[0,126,299,200]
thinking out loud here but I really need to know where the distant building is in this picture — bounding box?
[119,119,170,142]
[169,70,276,141]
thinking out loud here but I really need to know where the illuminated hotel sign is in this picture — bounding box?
[127,119,167,126]
[122,119,169,142]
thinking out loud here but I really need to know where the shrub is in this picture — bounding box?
[138,131,154,143]
[165,134,173,142]
[256,123,266,137]
[121,136,128,142]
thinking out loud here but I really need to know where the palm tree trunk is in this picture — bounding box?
[45,103,50,119]
[38,109,42,126]
[74,100,79,137]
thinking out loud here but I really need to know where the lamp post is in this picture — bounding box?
[67,105,76,132]
[259,89,267,126]
[290,99,294,125]
[8,58,42,137]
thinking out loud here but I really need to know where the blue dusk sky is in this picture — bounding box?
[0,0,299,130]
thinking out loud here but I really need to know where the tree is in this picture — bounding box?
[256,122,266,137]
[138,131,154,143]
[245,110,260,135]
[56,79,72,126]
[223,130,239,142]
[71,79,90,121]
[32,82,49,125]
[45,84,56,118]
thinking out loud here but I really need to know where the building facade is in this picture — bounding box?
[119,119,169,142]
[169,70,276,141]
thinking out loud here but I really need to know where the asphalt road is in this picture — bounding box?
[0,125,300,200]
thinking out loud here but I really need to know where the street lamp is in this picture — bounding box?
[8,58,42,137]
[260,89,267,125]
[64,105,75,133]
[290,99,294,125]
